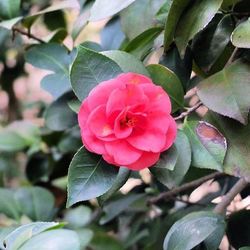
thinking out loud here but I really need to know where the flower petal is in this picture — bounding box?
[87,105,115,141]
[87,78,125,110]
[162,116,177,151]
[78,100,90,129]
[114,109,133,139]
[127,129,166,153]
[116,72,153,85]
[81,126,107,155]
[106,84,148,115]
[141,84,172,114]
[105,140,142,165]
[126,152,160,170]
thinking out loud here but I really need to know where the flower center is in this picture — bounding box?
[120,116,137,128]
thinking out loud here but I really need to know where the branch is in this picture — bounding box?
[214,177,249,215]
[12,27,45,43]
[174,101,203,121]
[148,171,226,205]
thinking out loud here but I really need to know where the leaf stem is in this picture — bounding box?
[214,177,249,215]
[148,171,226,205]
[174,101,203,121]
[12,27,45,43]
[225,47,238,67]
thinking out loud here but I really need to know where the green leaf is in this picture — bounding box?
[160,45,192,91]
[0,16,22,29]
[175,0,223,57]
[89,0,136,21]
[150,130,191,189]
[23,0,79,29]
[0,0,20,19]
[70,45,123,101]
[0,188,21,221]
[44,28,68,43]
[14,187,55,221]
[25,43,75,98]
[163,211,226,250]
[101,17,125,50]
[0,121,40,152]
[45,92,77,131]
[197,59,250,124]
[240,247,250,250]
[98,167,131,205]
[124,27,163,60]
[155,1,172,25]
[183,121,227,171]
[227,210,250,249]
[4,222,60,250]
[206,112,250,181]
[164,0,192,51]
[231,17,250,48]
[64,206,92,229]
[0,227,17,249]
[192,14,234,72]
[90,232,125,250]
[19,229,81,250]
[71,1,93,41]
[100,194,145,225]
[101,50,149,76]
[120,0,165,40]
[67,147,118,207]
[147,64,184,112]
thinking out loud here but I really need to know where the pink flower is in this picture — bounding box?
[78,73,177,171]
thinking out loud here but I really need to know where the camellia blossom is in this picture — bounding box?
[78,73,177,171]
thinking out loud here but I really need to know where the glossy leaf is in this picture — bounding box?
[25,43,75,98]
[175,0,223,57]
[67,147,118,207]
[124,27,163,59]
[64,206,92,229]
[120,0,164,40]
[4,222,60,250]
[89,0,136,21]
[0,189,21,221]
[14,187,55,221]
[100,194,145,224]
[164,0,191,51]
[45,92,77,131]
[0,17,22,29]
[101,50,149,76]
[197,60,250,124]
[231,17,250,48]
[192,14,234,72]
[163,211,226,250]
[90,232,125,250]
[183,121,226,171]
[19,229,81,250]
[147,64,184,112]
[150,130,191,188]
[70,45,123,101]
[98,167,131,205]
[0,0,20,19]
[0,121,40,152]
[101,17,125,50]
[160,45,192,91]
[207,112,250,181]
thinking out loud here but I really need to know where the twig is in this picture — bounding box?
[12,27,45,43]
[148,172,226,205]
[225,47,238,67]
[174,101,203,121]
[214,177,249,215]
